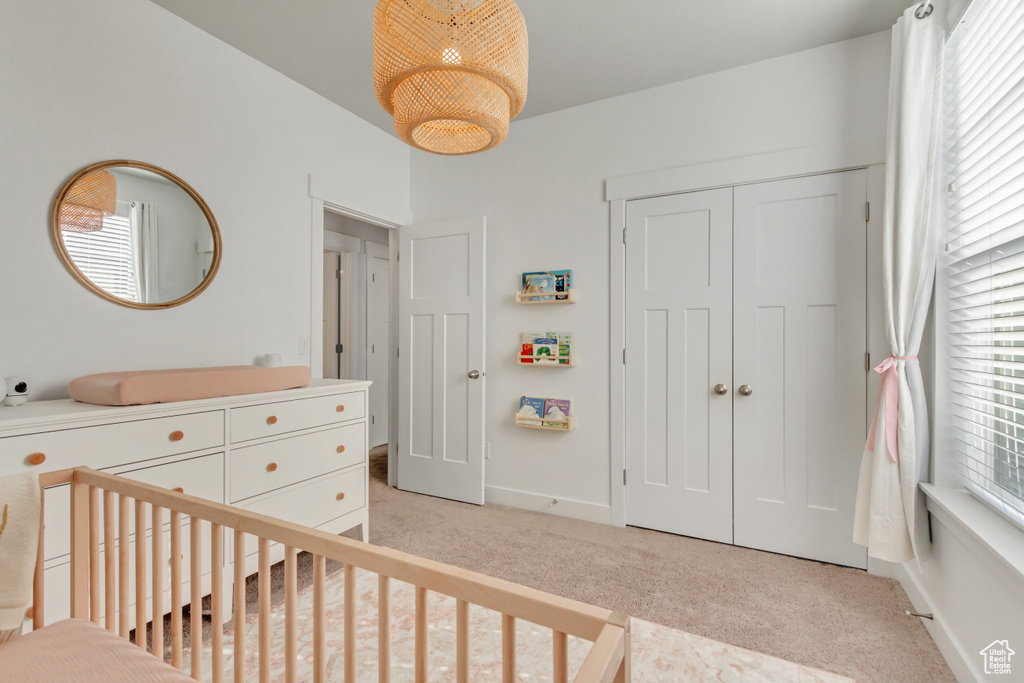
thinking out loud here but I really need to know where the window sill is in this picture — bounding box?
[920,483,1024,584]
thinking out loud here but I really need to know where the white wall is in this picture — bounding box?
[0,0,409,399]
[896,506,1024,682]
[410,32,892,519]
[325,212,390,246]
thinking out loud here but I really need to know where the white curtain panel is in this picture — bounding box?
[853,0,945,563]
[129,201,161,304]
[128,201,146,302]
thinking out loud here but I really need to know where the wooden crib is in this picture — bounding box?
[29,468,630,682]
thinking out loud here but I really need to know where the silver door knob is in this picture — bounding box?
[468,370,481,379]
[739,385,753,396]
[714,384,728,395]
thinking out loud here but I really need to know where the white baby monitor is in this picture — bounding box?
[3,375,28,407]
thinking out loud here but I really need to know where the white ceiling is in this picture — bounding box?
[148,0,911,136]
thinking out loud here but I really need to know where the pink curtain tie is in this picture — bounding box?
[867,354,918,463]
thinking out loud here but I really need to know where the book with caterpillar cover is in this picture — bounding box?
[521,331,547,363]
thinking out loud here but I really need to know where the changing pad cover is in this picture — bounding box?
[69,365,311,406]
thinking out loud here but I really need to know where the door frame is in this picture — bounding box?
[309,184,409,488]
[607,156,887,551]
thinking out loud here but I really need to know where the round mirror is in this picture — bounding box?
[51,160,221,309]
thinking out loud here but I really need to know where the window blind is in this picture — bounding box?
[62,213,138,302]
[944,0,1024,527]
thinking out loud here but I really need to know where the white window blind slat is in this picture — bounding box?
[943,0,1024,529]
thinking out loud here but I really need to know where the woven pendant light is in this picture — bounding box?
[373,0,528,155]
[60,169,117,232]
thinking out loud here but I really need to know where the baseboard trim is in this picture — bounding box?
[894,562,979,683]
[484,486,612,525]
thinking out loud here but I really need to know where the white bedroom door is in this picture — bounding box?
[624,187,735,544]
[397,218,486,505]
[366,248,390,448]
[732,171,867,569]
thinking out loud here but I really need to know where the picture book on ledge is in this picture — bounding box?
[517,396,546,426]
[522,269,573,301]
[517,396,573,430]
[521,331,573,365]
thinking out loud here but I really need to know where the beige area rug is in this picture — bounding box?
[359,451,951,682]
[185,565,852,682]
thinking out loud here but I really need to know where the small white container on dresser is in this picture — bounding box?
[0,378,371,628]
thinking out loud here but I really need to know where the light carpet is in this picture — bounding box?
[358,450,951,682]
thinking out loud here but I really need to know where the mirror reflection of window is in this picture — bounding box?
[61,204,137,302]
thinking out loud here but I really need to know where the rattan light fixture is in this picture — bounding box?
[59,169,117,232]
[373,0,528,155]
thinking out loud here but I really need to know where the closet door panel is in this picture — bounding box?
[624,187,733,543]
[733,170,867,569]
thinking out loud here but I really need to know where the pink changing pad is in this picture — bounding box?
[69,365,311,406]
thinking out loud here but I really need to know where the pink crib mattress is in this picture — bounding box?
[69,365,311,406]
[0,619,194,682]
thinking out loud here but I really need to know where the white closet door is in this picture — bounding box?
[733,171,867,569]
[397,218,486,505]
[624,188,734,543]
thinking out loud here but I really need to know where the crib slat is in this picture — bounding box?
[171,510,183,669]
[211,523,224,683]
[89,485,100,624]
[103,490,116,632]
[313,555,326,683]
[118,494,130,639]
[70,482,89,620]
[345,563,356,683]
[233,530,246,683]
[379,575,391,683]
[415,586,427,683]
[33,486,46,630]
[191,520,203,681]
[456,599,470,683]
[136,499,147,650]
[152,505,165,658]
[284,546,297,683]
[553,631,568,683]
[258,537,271,683]
[502,614,516,683]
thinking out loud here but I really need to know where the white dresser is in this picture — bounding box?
[0,379,371,627]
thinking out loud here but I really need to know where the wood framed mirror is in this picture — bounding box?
[51,160,222,309]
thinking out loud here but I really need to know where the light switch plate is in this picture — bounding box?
[298,335,311,355]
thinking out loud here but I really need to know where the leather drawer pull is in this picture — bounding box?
[267,416,278,425]
[170,431,184,442]
[27,452,46,466]
[336,405,345,413]
[172,487,184,494]
[337,445,346,453]
[267,463,278,472]
[336,492,346,501]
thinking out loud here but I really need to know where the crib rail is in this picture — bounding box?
[34,468,630,682]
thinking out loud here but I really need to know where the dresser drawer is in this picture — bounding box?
[230,392,365,443]
[1,411,223,476]
[42,452,224,562]
[230,424,364,503]
[239,467,365,543]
